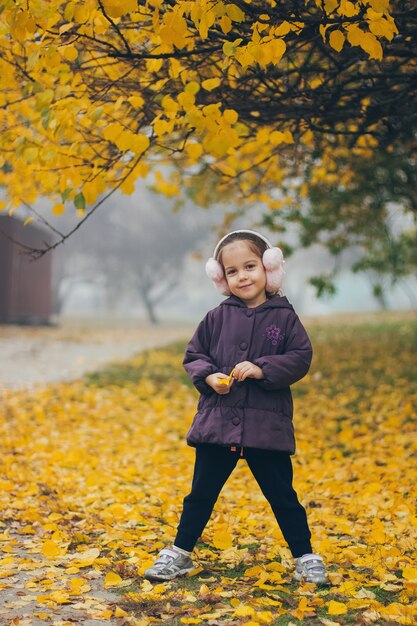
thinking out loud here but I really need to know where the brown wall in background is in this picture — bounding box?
[0,216,53,324]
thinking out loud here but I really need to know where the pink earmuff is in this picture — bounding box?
[205,229,285,296]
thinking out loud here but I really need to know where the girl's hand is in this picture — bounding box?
[233,361,264,382]
[205,373,234,394]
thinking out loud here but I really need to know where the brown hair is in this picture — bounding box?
[216,231,268,267]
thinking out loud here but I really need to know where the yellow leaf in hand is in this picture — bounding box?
[217,368,235,385]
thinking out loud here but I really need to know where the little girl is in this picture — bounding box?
[145,230,328,584]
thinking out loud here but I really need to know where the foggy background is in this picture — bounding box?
[14,180,417,324]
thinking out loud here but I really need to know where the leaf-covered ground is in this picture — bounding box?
[1,314,416,625]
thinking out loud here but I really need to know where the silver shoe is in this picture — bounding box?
[294,553,329,584]
[144,547,194,581]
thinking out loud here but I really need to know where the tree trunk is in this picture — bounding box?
[141,288,159,324]
[372,283,388,311]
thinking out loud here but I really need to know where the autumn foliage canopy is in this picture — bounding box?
[0,0,415,220]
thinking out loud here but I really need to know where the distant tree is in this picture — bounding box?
[52,191,209,323]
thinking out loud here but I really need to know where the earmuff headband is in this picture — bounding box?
[213,229,274,259]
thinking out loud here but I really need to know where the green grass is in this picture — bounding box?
[85,340,191,388]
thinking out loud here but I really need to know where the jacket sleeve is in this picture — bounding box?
[253,313,312,390]
[183,313,217,395]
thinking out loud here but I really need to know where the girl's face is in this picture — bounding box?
[221,240,267,308]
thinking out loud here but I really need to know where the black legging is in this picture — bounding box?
[174,444,312,558]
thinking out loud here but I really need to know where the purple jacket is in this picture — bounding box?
[183,295,312,453]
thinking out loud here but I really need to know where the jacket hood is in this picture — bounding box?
[221,294,294,311]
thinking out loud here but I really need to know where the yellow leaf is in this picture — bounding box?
[329,30,345,52]
[128,96,145,109]
[212,530,233,550]
[59,22,75,35]
[168,57,182,79]
[49,590,71,604]
[223,109,238,125]
[114,131,132,152]
[73,4,89,23]
[223,39,242,57]
[186,143,203,160]
[265,38,286,65]
[23,147,39,164]
[328,600,348,615]
[198,10,215,39]
[69,577,90,594]
[270,131,286,146]
[234,605,256,617]
[369,518,386,543]
[187,566,204,577]
[360,32,383,60]
[103,123,124,143]
[162,11,189,47]
[101,0,136,19]
[245,565,264,578]
[23,217,34,226]
[368,0,390,12]
[310,77,323,89]
[346,25,364,46]
[131,134,150,155]
[178,92,195,110]
[185,81,200,95]
[81,181,98,206]
[42,539,66,558]
[274,21,291,36]
[104,571,122,587]
[338,0,360,17]
[153,118,174,137]
[161,96,179,114]
[202,78,221,91]
[60,45,78,61]
[226,4,245,22]
[324,0,338,12]
[402,565,417,581]
[115,607,128,617]
[220,15,232,34]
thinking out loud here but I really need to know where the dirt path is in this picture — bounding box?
[0,318,194,391]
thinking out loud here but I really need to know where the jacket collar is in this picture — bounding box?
[221,294,294,311]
